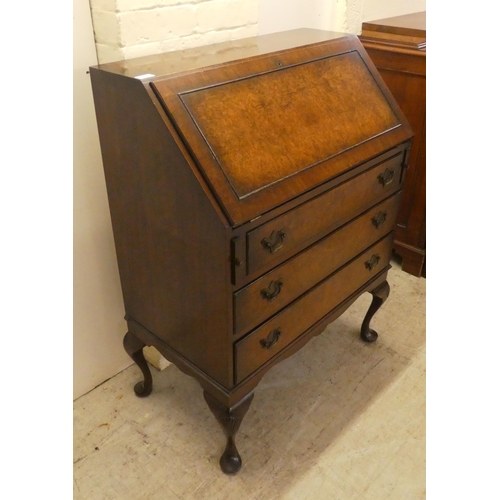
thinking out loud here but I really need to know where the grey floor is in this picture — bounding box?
[74,259,425,499]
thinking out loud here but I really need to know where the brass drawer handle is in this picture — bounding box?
[260,328,282,349]
[261,229,286,254]
[372,211,388,229]
[365,254,380,271]
[261,279,284,301]
[378,168,395,187]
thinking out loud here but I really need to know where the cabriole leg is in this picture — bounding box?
[360,280,390,343]
[204,391,254,475]
[123,331,153,397]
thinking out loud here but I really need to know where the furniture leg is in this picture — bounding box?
[203,391,254,475]
[394,243,425,278]
[123,331,153,397]
[360,280,390,343]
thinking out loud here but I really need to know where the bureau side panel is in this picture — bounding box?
[90,69,232,388]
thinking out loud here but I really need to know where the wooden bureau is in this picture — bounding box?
[90,29,413,474]
[359,12,426,277]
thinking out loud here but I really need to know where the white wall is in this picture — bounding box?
[259,0,426,36]
[90,0,259,63]
[259,0,335,35]
[74,0,132,399]
[362,0,426,22]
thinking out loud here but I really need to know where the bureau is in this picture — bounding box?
[90,29,413,474]
[359,12,426,277]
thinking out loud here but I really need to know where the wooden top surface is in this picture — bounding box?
[362,11,426,38]
[92,29,347,79]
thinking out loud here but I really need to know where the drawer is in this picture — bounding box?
[247,152,403,274]
[235,234,393,383]
[234,192,401,336]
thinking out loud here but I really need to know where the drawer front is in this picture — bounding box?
[247,152,403,274]
[234,192,401,336]
[235,234,393,383]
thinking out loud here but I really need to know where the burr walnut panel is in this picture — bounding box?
[178,51,400,199]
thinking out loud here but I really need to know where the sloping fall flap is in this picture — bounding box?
[151,34,412,226]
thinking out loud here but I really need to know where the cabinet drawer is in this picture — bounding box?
[234,192,400,336]
[247,152,403,274]
[235,234,393,383]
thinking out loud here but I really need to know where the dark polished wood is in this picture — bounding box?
[90,29,413,474]
[360,12,426,277]
[236,236,393,382]
[246,152,404,274]
[123,331,153,397]
[204,391,254,475]
[234,193,400,336]
[90,69,232,389]
[360,281,391,342]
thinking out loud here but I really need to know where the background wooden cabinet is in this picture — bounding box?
[360,12,426,277]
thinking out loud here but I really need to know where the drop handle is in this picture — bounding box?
[260,328,282,349]
[261,229,286,254]
[378,168,395,187]
[372,211,388,229]
[260,279,284,301]
[365,254,380,271]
